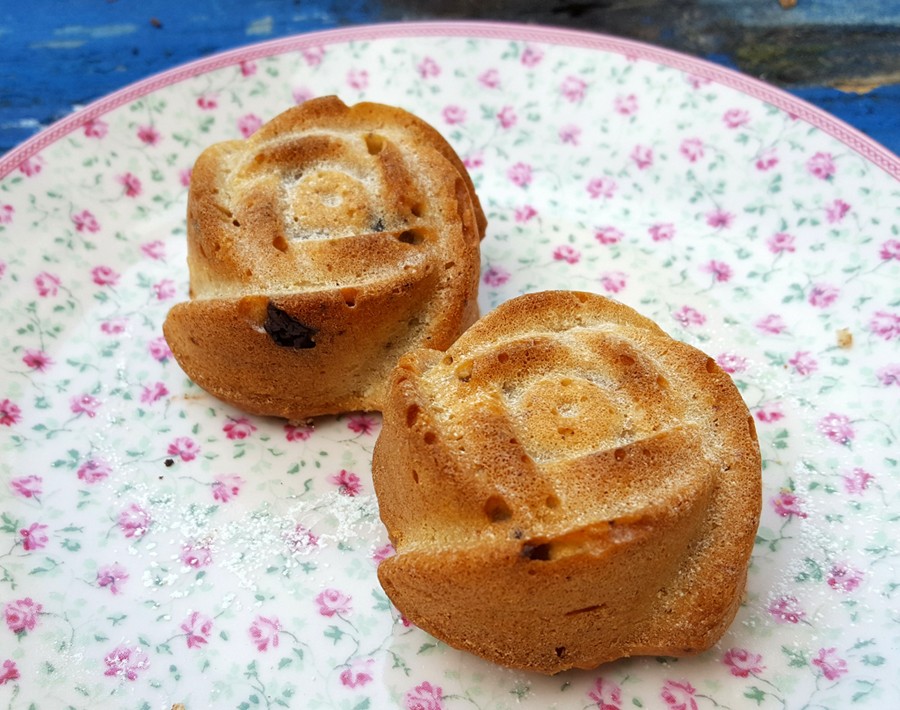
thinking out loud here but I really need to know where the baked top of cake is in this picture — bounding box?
[373,290,762,674]
[163,96,485,419]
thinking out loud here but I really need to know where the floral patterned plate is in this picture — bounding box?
[1,21,899,710]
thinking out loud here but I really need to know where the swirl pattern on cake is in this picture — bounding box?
[373,291,761,674]
[164,96,486,419]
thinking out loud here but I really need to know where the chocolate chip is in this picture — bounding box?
[164,458,174,468]
[521,542,552,561]
[372,217,385,232]
[264,302,317,349]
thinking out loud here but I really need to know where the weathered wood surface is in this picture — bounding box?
[1,0,898,154]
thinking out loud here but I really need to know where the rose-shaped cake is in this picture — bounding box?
[164,96,486,419]
[373,291,761,674]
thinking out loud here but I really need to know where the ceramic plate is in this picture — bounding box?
[1,22,898,710]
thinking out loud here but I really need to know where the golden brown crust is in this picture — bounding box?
[372,290,762,674]
[163,96,484,419]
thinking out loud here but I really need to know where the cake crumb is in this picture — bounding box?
[836,329,853,349]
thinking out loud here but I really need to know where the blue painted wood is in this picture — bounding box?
[1,1,897,155]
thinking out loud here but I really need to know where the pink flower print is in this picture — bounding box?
[417,56,441,78]
[614,93,638,116]
[212,474,244,503]
[4,597,42,635]
[239,59,257,76]
[91,265,119,287]
[19,156,44,177]
[723,108,750,128]
[78,458,110,484]
[755,402,784,423]
[10,475,42,499]
[284,422,314,441]
[103,645,150,681]
[22,348,53,372]
[442,105,466,125]
[827,563,863,593]
[139,239,164,259]
[825,198,851,223]
[660,679,697,710]
[588,677,622,709]
[716,353,747,374]
[300,45,325,66]
[673,306,706,328]
[870,311,900,340]
[515,205,537,223]
[559,124,581,145]
[462,152,483,170]
[140,381,168,405]
[723,648,765,677]
[405,681,444,710]
[482,265,510,288]
[705,209,733,229]
[330,469,362,496]
[181,542,212,568]
[630,144,653,170]
[876,364,900,386]
[812,647,848,681]
[595,226,623,245]
[772,490,807,518]
[767,232,795,254]
[880,239,900,261]
[340,657,375,689]
[553,245,581,264]
[478,68,500,89]
[179,167,192,186]
[152,278,176,300]
[843,467,873,495]
[497,105,517,129]
[372,543,394,563]
[34,271,61,297]
[520,44,544,67]
[685,73,711,89]
[223,416,257,440]
[586,176,616,199]
[137,125,161,146]
[101,317,128,335]
[70,394,101,418]
[20,523,49,551]
[148,336,173,361]
[168,436,199,462]
[818,413,854,445]
[118,504,151,539]
[0,204,13,224]
[703,260,733,282]
[679,138,705,162]
[293,86,314,105]
[347,68,369,90]
[789,351,818,375]
[560,75,587,103]
[807,151,836,180]
[97,563,129,594]
[196,94,218,110]
[507,162,533,188]
[249,615,281,651]
[316,588,352,617]
[118,172,142,197]
[768,595,806,624]
[83,118,109,138]
[237,114,262,138]
[0,660,20,685]
[649,223,674,242]
[348,413,378,435]
[600,271,627,294]
[286,524,319,552]
[181,612,213,649]
[808,283,839,308]
[755,148,779,171]
[0,399,21,427]
[755,314,786,335]
[72,209,100,233]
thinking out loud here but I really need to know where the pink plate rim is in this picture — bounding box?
[1,20,898,180]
